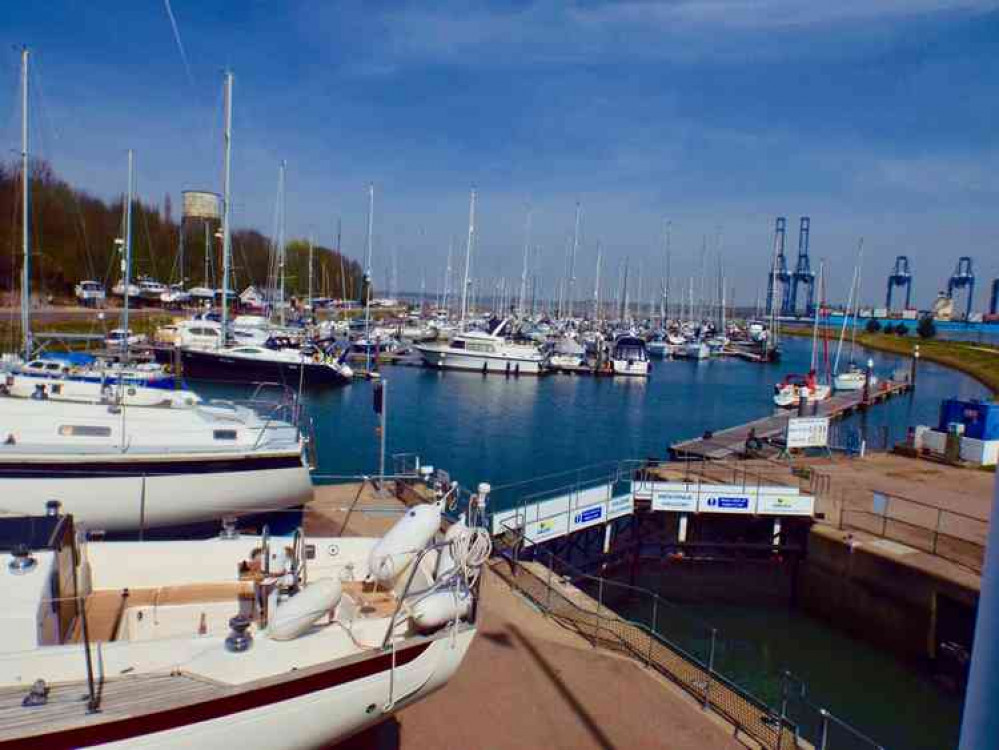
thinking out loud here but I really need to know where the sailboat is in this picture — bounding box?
[1,61,312,530]
[178,77,352,387]
[0,502,484,747]
[774,262,832,407]
[833,240,878,392]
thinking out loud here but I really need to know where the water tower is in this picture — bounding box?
[181,190,221,289]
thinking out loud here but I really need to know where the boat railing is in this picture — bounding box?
[493,519,885,750]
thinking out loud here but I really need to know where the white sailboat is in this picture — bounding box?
[833,240,877,392]
[0,503,485,747]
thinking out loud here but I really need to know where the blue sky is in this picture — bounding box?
[3,1,998,308]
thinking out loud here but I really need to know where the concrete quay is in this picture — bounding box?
[305,483,756,750]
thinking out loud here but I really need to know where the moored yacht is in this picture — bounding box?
[0,502,484,748]
[180,340,353,386]
[0,380,312,531]
[774,370,832,408]
[415,319,546,374]
[610,335,650,377]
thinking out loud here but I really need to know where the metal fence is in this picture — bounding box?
[495,528,885,750]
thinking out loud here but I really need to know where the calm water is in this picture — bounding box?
[195,336,989,749]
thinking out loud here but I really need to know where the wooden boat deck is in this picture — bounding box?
[0,672,227,742]
[670,379,913,460]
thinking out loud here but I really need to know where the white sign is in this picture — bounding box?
[757,494,815,516]
[786,417,830,449]
[607,494,635,520]
[652,490,697,512]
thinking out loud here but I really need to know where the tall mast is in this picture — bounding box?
[459,188,476,325]
[19,47,31,359]
[593,242,602,322]
[276,160,287,325]
[307,232,314,312]
[442,237,453,313]
[567,201,580,319]
[121,149,134,356]
[519,206,531,317]
[363,182,374,371]
[220,70,234,344]
[661,219,671,325]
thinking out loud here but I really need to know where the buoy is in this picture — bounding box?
[368,504,441,584]
[268,578,342,641]
[411,588,472,632]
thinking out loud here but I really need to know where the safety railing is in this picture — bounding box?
[494,522,885,750]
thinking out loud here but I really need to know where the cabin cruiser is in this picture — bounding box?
[0,503,485,748]
[137,278,168,303]
[833,364,877,392]
[0,378,311,531]
[415,319,547,374]
[610,335,650,377]
[549,338,585,371]
[181,338,353,386]
[74,280,105,306]
[774,370,832,408]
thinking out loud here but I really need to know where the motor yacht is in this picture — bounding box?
[74,280,106,306]
[610,335,650,377]
[415,319,546,374]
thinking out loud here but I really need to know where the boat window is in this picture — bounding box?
[451,340,466,350]
[467,342,494,353]
[58,425,112,437]
[213,429,238,440]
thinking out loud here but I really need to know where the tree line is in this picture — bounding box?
[0,159,364,302]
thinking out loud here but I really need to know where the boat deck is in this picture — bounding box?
[0,672,226,742]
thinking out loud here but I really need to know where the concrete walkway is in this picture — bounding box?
[339,567,748,750]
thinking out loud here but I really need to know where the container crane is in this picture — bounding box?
[885,255,913,310]
[989,277,998,316]
[765,217,791,317]
[947,256,975,320]
[789,216,815,316]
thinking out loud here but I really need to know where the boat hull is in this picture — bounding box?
[414,346,544,374]
[0,453,311,530]
[180,348,351,386]
[611,360,650,377]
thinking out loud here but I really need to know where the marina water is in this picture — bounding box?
[201,336,986,749]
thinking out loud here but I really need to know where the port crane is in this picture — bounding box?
[990,277,998,316]
[789,217,815,316]
[885,255,913,310]
[765,217,791,317]
[947,256,975,319]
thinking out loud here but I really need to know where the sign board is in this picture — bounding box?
[700,493,755,514]
[652,490,697,512]
[757,494,814,516]
[786,417,830,449]
[872,492,888,516]
[607,494,635,520]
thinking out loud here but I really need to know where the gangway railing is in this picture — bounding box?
[493,521,885,750]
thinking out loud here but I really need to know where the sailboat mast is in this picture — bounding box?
[661,219,671,326]
[567,201,580,319]
[363,182,374,371]
[20,47,31,360]
[459,188,476,325]
[307,233,314,312]
[121,149,134,356]
[593,242,602,322]
[519,206,531,317]
[220,70,234,343]
[276,160,287,325]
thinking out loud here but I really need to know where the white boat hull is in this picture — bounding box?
[833,372,877,392]
[415,346,544,374]
[97,631,474,749]
[0,459,311,531]
[612,359,650,377]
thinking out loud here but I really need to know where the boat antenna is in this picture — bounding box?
[219,70,234,345]
[19,46,31,360]
[459,187,476,326]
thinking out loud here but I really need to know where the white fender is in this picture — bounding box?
[411,589,472,633]
[368,504,441,584]
[268,578,342,641]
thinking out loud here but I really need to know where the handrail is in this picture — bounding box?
[495,519,884,750]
